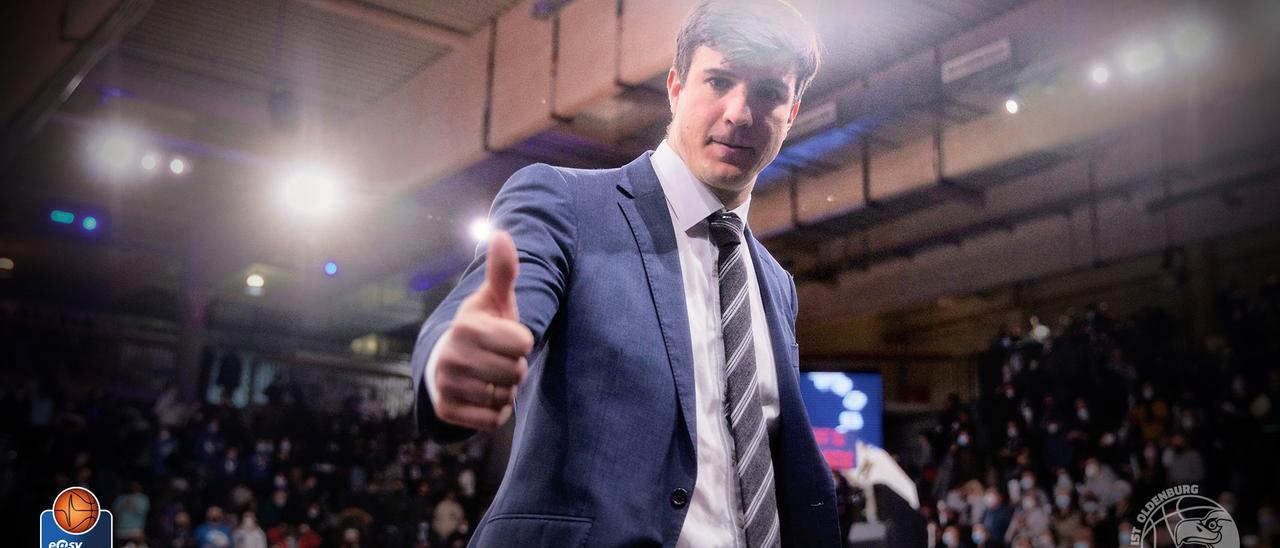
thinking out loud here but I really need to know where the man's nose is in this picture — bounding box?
[723,87,753,127]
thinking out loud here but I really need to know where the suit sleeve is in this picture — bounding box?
[409,163,578,442]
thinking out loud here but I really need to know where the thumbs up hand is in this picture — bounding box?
[433,230,533,430]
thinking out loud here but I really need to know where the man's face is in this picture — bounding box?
[667,46,800,199]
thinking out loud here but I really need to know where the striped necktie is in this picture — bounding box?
[708,211,780,548]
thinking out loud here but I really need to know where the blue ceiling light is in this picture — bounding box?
[324,261,339,276]
[50,210,75,224]
[82,216,98,231]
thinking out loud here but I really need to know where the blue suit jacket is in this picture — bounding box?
[410,152,840,547]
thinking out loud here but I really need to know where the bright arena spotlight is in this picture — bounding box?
[245,273,265,297]
[140,151,160,171]
[168,157,187,175]
[93,130,139,173]
[1004,97,1021,115]
[1088,62,1111,85]
[468,218,492,242]
[281,167,342,216]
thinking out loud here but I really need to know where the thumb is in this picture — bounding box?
[478,229,519,319]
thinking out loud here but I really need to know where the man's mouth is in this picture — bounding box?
[708,138,753,152]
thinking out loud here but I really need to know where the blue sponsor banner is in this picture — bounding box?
[799,372,883,470]
[39,510,113,548]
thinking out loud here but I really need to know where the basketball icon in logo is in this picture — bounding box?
[52,486,100,534]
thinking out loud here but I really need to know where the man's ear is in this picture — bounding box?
[666,67,681,116]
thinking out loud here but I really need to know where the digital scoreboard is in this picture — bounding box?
[798,372,883,470]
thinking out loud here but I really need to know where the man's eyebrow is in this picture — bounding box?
[701,67,738,79]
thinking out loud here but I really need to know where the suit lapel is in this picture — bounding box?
[745,229,798,384]
[617,154,698,455]
[747,230,833,516]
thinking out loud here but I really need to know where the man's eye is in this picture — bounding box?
[708,77,732,91]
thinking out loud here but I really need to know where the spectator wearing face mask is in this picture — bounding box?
[112,481,150,544]
[938,524,964,548]
[194,506,232,548]
[232,512,268,548]
[1129,384,1169,443]
[1079,458,1118,503]
[1040,418,1072,473]
[971,523,995,548]
[937,430,981,498]
[1005,493,1051,546]
[1162,434,1206,485]
[432,489,465,542]
[1048,490,1085,546]
[982,487,1014,548]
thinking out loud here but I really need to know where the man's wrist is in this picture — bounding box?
[424,327,452,408]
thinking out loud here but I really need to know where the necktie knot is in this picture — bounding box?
[708,211,744,248]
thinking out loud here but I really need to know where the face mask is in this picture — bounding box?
[1008,428,1019,439]
[1142,388,1154,400]
[1058,474,1071,487]
[957,435,970,447]
[1021,477,1034,490]
[985,494,999,507]
[1085,464,1100,478]
[973,531,987,544]
[1056,495,1071,509]
[1047,423,1060,434]
[943,533,959,547]
[1077,409,1089,421]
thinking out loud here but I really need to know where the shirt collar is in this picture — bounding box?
[651,140,752,234]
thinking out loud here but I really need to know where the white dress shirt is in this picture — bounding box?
[425,141,780,547]
[651,141,781,548]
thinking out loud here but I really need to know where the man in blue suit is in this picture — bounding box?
[410,1,840,545]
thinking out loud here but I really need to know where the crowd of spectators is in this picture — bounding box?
[3,275,1277,548]
[0,373,493,548]
[897,275,1280,547]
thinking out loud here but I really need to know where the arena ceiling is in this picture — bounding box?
[2,0,1277,357]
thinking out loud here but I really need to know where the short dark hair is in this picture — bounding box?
[674,0,823,102]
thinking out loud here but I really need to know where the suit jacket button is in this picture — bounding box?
[670,488,690,508]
